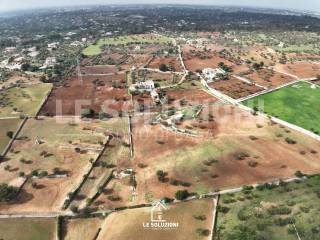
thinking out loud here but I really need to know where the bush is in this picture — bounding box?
[175,190,189,200]
[0,183,18,202]
[285,137,296,144]
[294,170,305,178]
[218,205,230,214]
[6,131,14,139]
[81,108,95,118]
[196,228,210,236]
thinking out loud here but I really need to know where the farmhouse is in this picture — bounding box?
[136,80,155,90]
[202,68,226,83]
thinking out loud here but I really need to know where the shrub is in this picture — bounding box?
[81,108,95,118]
[175,190,189,200]
[0,183,18,202]
[196,228,210,236]
[285,137,296,144]
[294,170,305,178]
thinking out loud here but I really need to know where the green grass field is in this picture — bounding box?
[0,83,52,118]
[242,81,320,134]
[82,35,172,56]
[0,118,22,154]
[216,175,320,240]
[0,218,56,240]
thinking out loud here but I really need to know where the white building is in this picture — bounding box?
[136,80,155,90]
[202,68,226,83]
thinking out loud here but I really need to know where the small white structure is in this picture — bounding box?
[136,80,155,90]
[40,57,56,69]
[202,68,226,83]
[47,42,59,50]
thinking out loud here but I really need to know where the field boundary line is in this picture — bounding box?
[1,117,28,158]
[238,103,320,141]
[61,135,112,210]
[233,74,268,90]
[210,195,219,240]
[236,79,302,102]
[35,83,54,117]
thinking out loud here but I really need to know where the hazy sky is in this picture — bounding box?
[0,0,319,13]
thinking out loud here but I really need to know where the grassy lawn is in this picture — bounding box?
[242,81,320,134]
[0,83,52,118]
[0,218,56,240]
[0,118,22,154]
[216,175,320,240]
[82,35,172,56]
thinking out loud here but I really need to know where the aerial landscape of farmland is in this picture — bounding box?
[0,2,320,240]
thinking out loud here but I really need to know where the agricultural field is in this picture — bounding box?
[0,218,56,240]
[63,217,104,240]
[182,45,234,72]
[208,77,264,99]
[216,175,320,240]
[0,83,52,118]
[82,35,172,56]
[137,69,183,87]
[147,56,184,72]
[274,62,320,79]
[0,71,43,90]
[242,81,320,135]
[0,117,109,212]
[39,74,131,117]
[132,105,320,202]
[243,68,295,88]
[71,118,131,209]
[0,118,22,154]
[97,198,214,240]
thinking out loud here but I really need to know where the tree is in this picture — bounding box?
[159,64,169,72]
[81,108,95,118]
[175,190,189,200]
[0,183,18,202]
[6,131,14,139]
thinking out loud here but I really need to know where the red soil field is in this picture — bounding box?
[208,77,264,99]
[81,65,119,75]
[39,74,132,117]
[274,62,320,78]
[131,105,320,202]
[244,68,295,88]
[182,45,234,72]
[147,56,183,72]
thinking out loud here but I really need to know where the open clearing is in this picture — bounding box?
[0,218,56,240]
[242,81,320,134]
[63,217,104,240]
[97,199,213,240]
[274,62,320,79]
[83,35,172,56]
[208,77,264,99]
[0,117,108,212]
[133,104,320,202]
[0,83,52,118]
[0,118,22,154]
[216,174,320,240]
